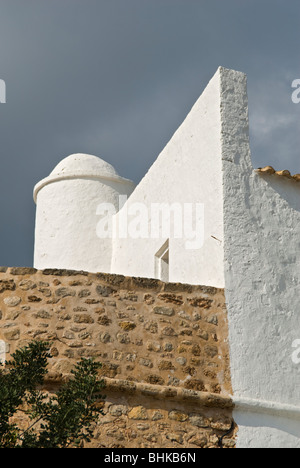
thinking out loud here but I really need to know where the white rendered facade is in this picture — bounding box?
[33,67,300,448]
[34,153,135,273]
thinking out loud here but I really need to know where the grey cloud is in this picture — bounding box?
[0,0,299,266]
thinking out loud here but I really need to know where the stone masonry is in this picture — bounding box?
[0,267,236,448]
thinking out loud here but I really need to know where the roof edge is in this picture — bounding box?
[33,172,135,203]
[255,166,300,183]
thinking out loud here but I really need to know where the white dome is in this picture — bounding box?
[50,153,120,180]
[33,153,134,203]
[33,152,135,272]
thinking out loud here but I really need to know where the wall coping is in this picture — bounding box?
[43,374,233,409]
[0,267,222,295]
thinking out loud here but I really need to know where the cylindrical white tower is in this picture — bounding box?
[33,153,135,273]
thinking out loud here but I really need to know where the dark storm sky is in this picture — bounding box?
[0,0,299,267]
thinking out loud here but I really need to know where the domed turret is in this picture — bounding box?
[33,153,135,273]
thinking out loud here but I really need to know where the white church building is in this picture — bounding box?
[33,67,300,448]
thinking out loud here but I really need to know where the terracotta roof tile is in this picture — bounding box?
[256,166,300,183]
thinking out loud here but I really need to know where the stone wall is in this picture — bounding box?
[0,267,235,448]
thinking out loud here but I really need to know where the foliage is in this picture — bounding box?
[0,341,105,448]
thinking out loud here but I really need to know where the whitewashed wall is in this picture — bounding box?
[219,68,300,448]
[111,68,225,288]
